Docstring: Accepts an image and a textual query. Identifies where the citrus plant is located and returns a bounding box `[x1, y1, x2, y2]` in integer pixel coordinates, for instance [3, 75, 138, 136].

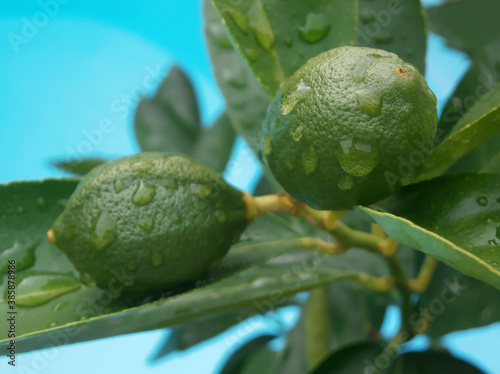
[2, 0, 500, 372]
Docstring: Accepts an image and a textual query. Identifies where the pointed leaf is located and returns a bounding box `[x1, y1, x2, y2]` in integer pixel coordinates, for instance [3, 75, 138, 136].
[356, 173, 500, 290]
[53, 158, 107, 176]
[356, 0, 427, 73]
[209, 0, 358, 97]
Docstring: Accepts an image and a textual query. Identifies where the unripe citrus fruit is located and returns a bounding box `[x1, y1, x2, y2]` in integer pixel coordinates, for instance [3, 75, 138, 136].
[48, 153, 253, 297]
[260, 46, 438, 210]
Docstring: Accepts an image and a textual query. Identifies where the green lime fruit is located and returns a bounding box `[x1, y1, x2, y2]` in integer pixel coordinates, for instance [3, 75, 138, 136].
[260, 46, 438, 210]
[48, 153, 253, 297]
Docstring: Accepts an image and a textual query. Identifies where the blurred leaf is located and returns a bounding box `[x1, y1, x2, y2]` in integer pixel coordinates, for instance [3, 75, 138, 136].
[428, 0, 500, 55]
[209, 0, 358, 97]
[219, 334, 277, 374]
[414, 106, 500, 183]
[134, 66, 201, 154]
[204, 0, 270, 153]
[438, 35, 500, 139]
[399, 350, 486, 373]
[53, 158, 106, 176]
[357, 173, 500, 291]
[418, 263, 500, 338]
[356, 0, 427, 73]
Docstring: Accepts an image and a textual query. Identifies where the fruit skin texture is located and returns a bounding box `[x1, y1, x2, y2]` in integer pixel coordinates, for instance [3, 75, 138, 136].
[260, 46, 438, 210]
[49, 152, 250, 297]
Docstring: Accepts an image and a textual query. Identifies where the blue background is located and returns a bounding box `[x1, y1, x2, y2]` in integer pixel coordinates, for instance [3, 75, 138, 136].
[0, 0, 499, 373]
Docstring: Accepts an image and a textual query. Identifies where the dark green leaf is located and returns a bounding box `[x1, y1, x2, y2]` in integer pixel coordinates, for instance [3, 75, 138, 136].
[204, 0, 270, 152]
[134, 66, 201, 154]
[437, 35, 500, 139]
[357, 173, 500, 290]
[209, 0, 358, 97]
[418, 263, 500, 338]
[428, 0, 500, 55]
[399, 350, 486, 374]
[414, 106, 500, 183]
[311, 341, 393, 374]
[219, 334, 277, 374]
[356, 0, 427, 73]
[53, 158, 106, 176]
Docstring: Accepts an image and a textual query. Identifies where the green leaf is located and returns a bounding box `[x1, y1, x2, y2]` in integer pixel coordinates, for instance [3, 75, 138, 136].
[204, 0, 270, 152]
[53, 158, 107, 176]
[356, 0, 427, 73]
[209, 0, 358, 97]
[356, 173, 500, 290]
[219, 334, 277, 374]
[437, 35, 500, 139]
[134, 66, 201, 154]
[418, 263, 500, 338]
[311, 341, 393, 374]
[413, 106, 500, 183]
[399, 350, 486, 374]
[428, 0, 500, 55]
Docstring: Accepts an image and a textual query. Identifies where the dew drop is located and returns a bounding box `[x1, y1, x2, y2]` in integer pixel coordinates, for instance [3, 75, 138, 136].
[13, 273, 81, 307]
[227, 8, 248, 33]
[298, 13, 331, 43]
[355, 88, 383, 117]
[251, 277, 276, 288]
[302, 147, 319, 175]
[207, 23, 233, 49]
[476, 196, 488, 206]
[131, 181, 156, 206]
[53, 302, 68, 312]
[334, 140, 379, 177]
[0, 241, 37, 277]
[280, 79, 312, 115]
[92, 212, 117, 251]
[338, 174, 355, 191]
[215, 210, 227, 223]
[352, 55, 377, 83]
[48, 322, 58, 328]
[291, 124, 304, 141]
[150, 252, 164, 267]
[190, 183, 214, 199]
[114, 179, 126, 194]
[262, 131, 273, 155]
[36, 197, 46, 209]
[137, 217, 155, 232]
[171, 211, 182, 225]
[247, 2, 275, 52]
[131, 160, 154, 173]
[245, 47, 258, 62]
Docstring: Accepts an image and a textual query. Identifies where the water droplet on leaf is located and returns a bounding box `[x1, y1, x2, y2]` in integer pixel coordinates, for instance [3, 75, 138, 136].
[245, 47, 257, 62]
[80, 272, 96, 287]
[280, 79, 312, 115]
[227, 8, 248, 33]
[131, 181, 156, 206]
[17, 206, 25, 215]
[247, 2, 275, 52]
[374, 33, 393, 44]
[284, 37, 294, 48]
[53, 302, 68, 312]
[476, 196, 488, 206]
[0, 241, 37, 277]
[298, 13, 331, 43]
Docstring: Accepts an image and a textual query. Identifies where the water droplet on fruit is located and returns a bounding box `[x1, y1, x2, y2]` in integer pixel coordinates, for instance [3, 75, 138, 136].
[92, 212, 117, 251]
[137, 217, 155, 232]
[15, 273, 81, 307]
[247, 2, 275, 52]
[215, 210, 227, 223]
[36, 197, 46, 209]
[227, 8, 248, 33]
[476, 196, 488, 206]
[298, 13, 331, 43]
[273, 117, 281, 129]
[207, 23, 233, 49]
[0, 241, 37, 276]
[355, 88, 383, 117]
[131, 181, 156, 206]
[131, 160, 154, 173]
[302, 147, 319, 175]
[245, 47, 257, 62]
[162, 177, 178, 190]
[53, 302, 68, 312]
[171, 211, 182, 225]
[352, 55, 377, 83]
[191, 183, 213, 199]
[150, 252, 164, 267]
[262, 132, 273, 155]
[338, 174, 355, 190]
[281, 79, 312, 115]
[291, 124, 305, 141]
[335, 140, 379, 177]
[114, 180, 126, 193]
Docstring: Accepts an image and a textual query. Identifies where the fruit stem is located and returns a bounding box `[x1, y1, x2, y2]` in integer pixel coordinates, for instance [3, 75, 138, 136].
[409, 255, 439, 293]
